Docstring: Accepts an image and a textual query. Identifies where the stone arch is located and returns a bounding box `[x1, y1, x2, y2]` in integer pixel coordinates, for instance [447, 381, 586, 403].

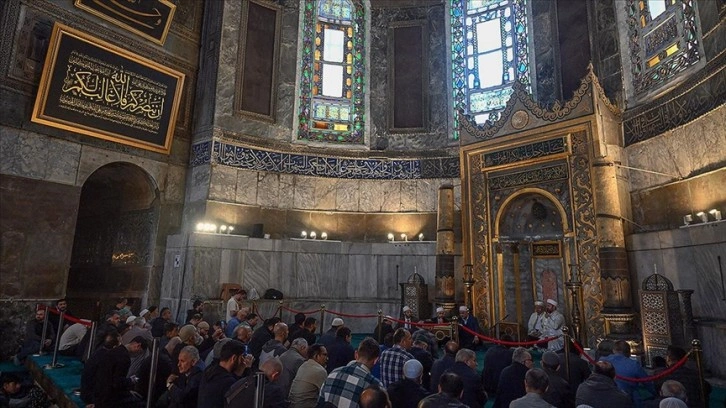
[66, 162, 160, 318]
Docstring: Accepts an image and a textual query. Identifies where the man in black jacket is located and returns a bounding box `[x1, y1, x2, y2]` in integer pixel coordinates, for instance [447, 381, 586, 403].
[481, 335, 514, 397]
[446, 348, 486, 408]
[541, 351, 574, 408]
[197, 340, 254, 408]
[575, 361, 634, 408]
[430, 340, 459, 393]
[224, 358, 288, 408]
[167, 346, 203, 408]
[493, 347, 532, 408]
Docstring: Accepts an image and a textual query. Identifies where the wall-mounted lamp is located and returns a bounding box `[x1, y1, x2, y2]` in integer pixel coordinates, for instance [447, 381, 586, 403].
[418, 233, 424, 241]
[400, 233, 408, 241]
[709, 209, 722, 221]
[321, 232, 328, 240]
[301, 231, 307, 239]
[696, 211, 708, 223]
[310, 231, 317, 240]
[387, 233, 395, 242]
[683, 214, 693, 226]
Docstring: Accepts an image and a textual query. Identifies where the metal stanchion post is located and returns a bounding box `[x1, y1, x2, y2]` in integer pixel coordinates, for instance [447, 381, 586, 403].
[692, 339, 706, 406]
[451, 316, 459, 344]
[85, 321, 97, 361]
[377, 310, 383, 343]
[47, 311, 65, 369]
[146, 338, 160, 408]
[319, 305, 326, 337]
[278, 301, 283, 320]
[253, 372, 266, 408]
[37, 307, 50, 356]
[562, 326, 570, 383]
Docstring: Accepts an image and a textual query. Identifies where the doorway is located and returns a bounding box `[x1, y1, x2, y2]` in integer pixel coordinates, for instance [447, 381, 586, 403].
[66, 162, 159, 319]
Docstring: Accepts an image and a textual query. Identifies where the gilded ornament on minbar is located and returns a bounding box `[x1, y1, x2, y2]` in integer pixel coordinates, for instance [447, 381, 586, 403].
[511, 110, 529, 129]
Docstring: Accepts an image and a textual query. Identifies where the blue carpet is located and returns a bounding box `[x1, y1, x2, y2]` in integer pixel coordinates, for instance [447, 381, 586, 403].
[28, 355, 85, 407]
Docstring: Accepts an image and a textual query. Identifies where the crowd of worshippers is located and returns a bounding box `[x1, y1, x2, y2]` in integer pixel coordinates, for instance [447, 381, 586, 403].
[8, 294, 714, 408]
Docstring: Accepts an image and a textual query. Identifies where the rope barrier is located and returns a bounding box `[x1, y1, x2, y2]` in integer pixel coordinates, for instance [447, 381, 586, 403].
[325, 309, 379, 319]
[458, 324, 561, 346]
[280, 305, 321, 315]
[37, 304, 92, 327]
[570, 339, 691, 383]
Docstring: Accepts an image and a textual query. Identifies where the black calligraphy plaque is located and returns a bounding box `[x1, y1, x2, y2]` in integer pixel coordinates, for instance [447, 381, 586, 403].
[32, 23, 185, 154]
[74, 0, 175, 45]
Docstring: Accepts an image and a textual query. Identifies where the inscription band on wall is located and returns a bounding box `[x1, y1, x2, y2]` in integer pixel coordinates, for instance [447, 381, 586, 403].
[74, 0, 176, 45]
[32, 23, 185, 155]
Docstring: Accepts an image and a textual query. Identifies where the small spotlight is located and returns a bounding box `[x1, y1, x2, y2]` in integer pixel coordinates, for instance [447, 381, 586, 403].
[228, 226, 234, 233]
[209, 224, 217, 233]
[683, 215, 692, 226]
[321, 232, 328, 240]
[387, 233, 394, 241]
[301, 231, 307, 239]
[196, 222, 204, 231]
[696, 211, 708, 223]
[400, 233, 408, 241]
[310, 231, 317, 239]
[220, 225, 227, 232]
[418, 233, 424, 241]
[709, 209, 722, 221]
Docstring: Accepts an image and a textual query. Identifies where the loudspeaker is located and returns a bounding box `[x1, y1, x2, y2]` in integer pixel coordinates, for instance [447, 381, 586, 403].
[251, 223, 264, 238]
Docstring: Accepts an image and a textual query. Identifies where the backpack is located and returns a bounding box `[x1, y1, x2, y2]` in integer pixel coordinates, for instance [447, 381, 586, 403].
[263, 289, 284, 300]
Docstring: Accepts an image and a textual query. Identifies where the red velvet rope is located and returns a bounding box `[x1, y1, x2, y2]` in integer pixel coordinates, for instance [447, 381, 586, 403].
[37, 304, 92, 327]
[570, 339, 691, 383]
[325, 309, 378, 318]
[280, 305, 322, 315]
[458, 323, 561, 346]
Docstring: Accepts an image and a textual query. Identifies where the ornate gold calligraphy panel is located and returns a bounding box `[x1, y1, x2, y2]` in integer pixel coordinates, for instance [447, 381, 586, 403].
[74, 0, 175, 45]
[32, 23, 184, 154]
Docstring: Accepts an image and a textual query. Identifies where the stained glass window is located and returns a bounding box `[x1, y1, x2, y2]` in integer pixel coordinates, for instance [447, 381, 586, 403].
[450, 0, 531, 139]
[297, 0, 365, 144]
[624, 0, 702, 96]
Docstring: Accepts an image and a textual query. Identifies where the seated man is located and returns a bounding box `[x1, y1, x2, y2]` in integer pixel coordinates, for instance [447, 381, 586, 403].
[1, 373, 51, 408]
[17, 308, 55, 362]
[166, 346, 204, 408]
[576, 361, 633, 408]
[510, 368, 554, 408]
[224, 358, 287, 408]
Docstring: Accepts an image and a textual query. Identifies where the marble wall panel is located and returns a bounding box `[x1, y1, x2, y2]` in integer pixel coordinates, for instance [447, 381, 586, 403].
[278, 174, 295, 209]
[188, 165, 211, 203]
[244, 250, 273, 292]
[257, 172, 281, 207]
[348, 254, 378, 298]
[336, 179, 360, 211]
[165, 166, 186, 203]
[416, 179, 438, 212]
[295, 252, 326, 299]
[209, 165, 238, 202]
[45, 137, 82, 185]
[400, 180, 418, 211]
[696, 324, 726, 377]
[293, 176, 317, 209]
[235, 170, 258, 205]
[359, 180, 386, 212]
[311, 177, 338, 211]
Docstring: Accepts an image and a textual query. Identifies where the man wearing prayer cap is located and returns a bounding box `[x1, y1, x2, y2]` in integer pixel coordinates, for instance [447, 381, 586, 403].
[429, 307, 449, 324]
[527, 301, 546, 343]
[387, 359, 431, 408]
[397, 305, 418, 332]
[542, 299, 565, 351]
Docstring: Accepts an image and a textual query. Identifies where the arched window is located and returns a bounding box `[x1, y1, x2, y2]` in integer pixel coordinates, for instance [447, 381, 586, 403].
[450, 0, 532, 139]
[622, 0, 702, 98]
[297, 0, 366, 144]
